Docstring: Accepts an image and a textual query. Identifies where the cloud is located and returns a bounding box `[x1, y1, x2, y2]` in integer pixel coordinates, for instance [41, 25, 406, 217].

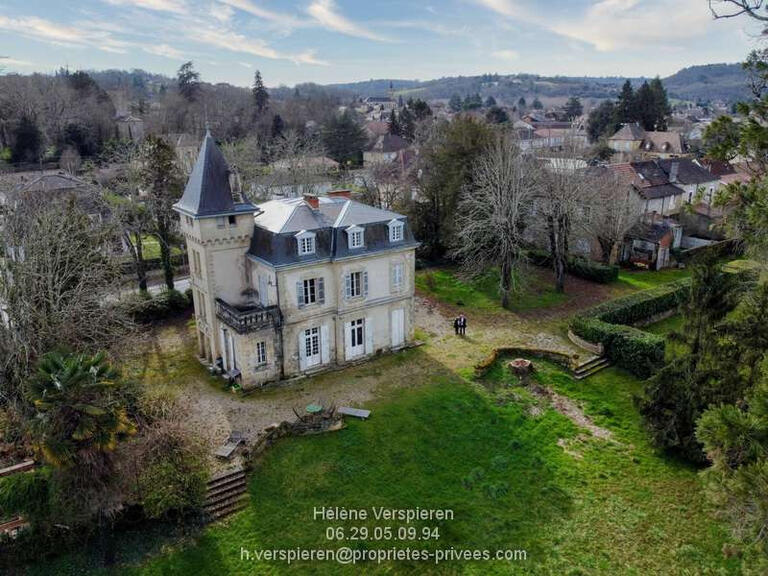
[143, 43, 185, 59]
[210, 2, 234, 22]
[307, 0, 390, 42]
[218, 0, 309, 30]
[492, 49, 519, 61]
[0, 57, 36, 68]
[0, 15, 130, 53]
[103, 0, 186, 14]
[185, 23, 328, 65]
[475, 0, 716, 52]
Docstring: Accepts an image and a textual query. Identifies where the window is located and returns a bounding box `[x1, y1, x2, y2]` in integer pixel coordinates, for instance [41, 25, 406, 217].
[392, 262, 404, 291]
[346, 270, 367, 299]
[192, 250, 202, 277]
[297, 277, 324, 307]
[228, 215, 237, 226]
[256, 341, 267, 365]
[216, 216, 226, 229]
[388, 219, 404, 242]
[347, 225, 364, 249]
[296, 231, 316, 256]
[350, 318, 364, 349]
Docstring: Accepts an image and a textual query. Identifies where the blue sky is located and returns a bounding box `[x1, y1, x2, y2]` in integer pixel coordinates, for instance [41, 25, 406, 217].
[0, 0, 762, 86]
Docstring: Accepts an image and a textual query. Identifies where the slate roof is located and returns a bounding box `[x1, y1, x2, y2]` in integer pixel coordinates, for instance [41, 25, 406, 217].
[642, 131, 685, 154]
[366, 134, 409, 153]
[16, 173, 87, 193]
[248, 196, 418, 267]
[637, 183, 686, 200]
[656, 158, 716, 185]
[174, 131, 255, 218]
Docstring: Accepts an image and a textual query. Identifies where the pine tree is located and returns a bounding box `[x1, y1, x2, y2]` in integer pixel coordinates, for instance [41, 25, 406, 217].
[532, 97, 543, 110]
[176, 61, 200, 102]
[252, 70, 270, 116]
[564, 97, 583, 119]
[517, 97, 527, 108]
[449, 94, 463, 112]
[616, 80, 635, 124]
[387, 109, 401, 136]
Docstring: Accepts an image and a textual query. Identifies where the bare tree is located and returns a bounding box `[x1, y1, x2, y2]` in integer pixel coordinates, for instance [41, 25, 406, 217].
[591, 169, 641, 264]
[534, 138, 597, 292]
[0, 189, 130, 402]
[709, 0, 768, 22]
[452, 134, 537, 308]
[359, 161, 412, 210]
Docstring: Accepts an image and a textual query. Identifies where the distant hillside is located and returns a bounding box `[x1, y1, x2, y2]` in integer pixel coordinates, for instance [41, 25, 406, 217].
[323, 64, 749, 105]
[662, 63, 748, 102]
[80, 63, 750, 107]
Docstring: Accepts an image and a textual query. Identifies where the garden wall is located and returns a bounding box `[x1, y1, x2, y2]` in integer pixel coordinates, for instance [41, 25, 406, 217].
[474, 346, 579, 377]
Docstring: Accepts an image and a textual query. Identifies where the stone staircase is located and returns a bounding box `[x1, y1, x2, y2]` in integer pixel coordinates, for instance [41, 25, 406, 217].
[203, 467, 248, 522]
[573, 355, 611, 380]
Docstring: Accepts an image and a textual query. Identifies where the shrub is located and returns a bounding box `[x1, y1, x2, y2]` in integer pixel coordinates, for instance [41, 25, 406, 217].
[570, 280, 690, 377]
[526, 249, 619, 284]
[120, 289, 191, 323]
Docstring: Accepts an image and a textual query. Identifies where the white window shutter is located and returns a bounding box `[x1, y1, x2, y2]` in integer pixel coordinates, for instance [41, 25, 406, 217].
[320, 324, 330, 364]
[344, 322, 352, 360]
[298, 332, 307, 370]
[318, 277, 325, 304]
[345, 274, 351, 299]
[297, 281, 305, 307]
[365, 317, 374, 354]
[363, 271, 369, 298]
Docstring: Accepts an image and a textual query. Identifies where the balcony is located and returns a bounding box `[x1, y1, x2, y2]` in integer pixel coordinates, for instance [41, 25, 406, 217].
[215, 298, 281, 334]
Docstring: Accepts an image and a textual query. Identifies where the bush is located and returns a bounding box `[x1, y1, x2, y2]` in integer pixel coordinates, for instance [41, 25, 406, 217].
[570, 280, 690, 377]
[526, 249, 619, 284]
[120, 289, 191, 323]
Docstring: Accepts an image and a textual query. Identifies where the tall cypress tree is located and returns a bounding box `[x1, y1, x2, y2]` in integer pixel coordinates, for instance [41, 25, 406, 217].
[616, 80, 635, 124]
[252, 70, 270, 116]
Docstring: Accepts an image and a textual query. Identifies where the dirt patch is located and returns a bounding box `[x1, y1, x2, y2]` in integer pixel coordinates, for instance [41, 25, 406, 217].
[529, 383, 613, 440]
[515, 268, 616, 321]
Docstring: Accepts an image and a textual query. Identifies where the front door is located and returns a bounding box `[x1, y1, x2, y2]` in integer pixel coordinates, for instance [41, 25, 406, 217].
[347, 318, 365, 359]
[303, 327, 321, 368]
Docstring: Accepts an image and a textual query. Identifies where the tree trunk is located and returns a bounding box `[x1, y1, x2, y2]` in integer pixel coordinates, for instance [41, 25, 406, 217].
[598, 237, 615, 265]
[135, 234, 147, 292]
[156, 222, 174, 291]
[547, 215, 567, 293]
[500, 256, 512, 309]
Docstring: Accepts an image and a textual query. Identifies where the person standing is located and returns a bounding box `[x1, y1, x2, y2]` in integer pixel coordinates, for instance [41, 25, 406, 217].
[453, 316, 460, 335]
[459, 314, 467, 336]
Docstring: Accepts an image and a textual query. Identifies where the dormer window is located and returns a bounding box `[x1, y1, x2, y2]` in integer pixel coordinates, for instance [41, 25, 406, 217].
[347, 225, 364, 249]
[296, 230, 316, 256]
[388, 219, 404, 242]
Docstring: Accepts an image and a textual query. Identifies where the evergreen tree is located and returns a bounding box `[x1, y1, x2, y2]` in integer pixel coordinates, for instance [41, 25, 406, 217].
[616, 80, 636, 124]
[176, 61, 200, 102]
[532, 97, 543, 110]
[485, 95, 497, 107]
[485, 106, 509, 124]
[387, 109, 401, 136]
[564, 97, 583, 119]
[252, 70, 270, 115]
[321, 110, 367, 166]
[398, 107, 416, 141]
[649, 77, 671, 130]
[449, 94, 463, 112]
[11, 115, 42, 163]
[586, 100, 619, 142]
[271, 113, 284, 139]
[408, 98, 432, 120]
[517, 97, 527, 108]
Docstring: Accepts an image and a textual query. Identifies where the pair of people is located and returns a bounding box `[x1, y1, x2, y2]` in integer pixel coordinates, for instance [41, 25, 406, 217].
[453, 314, 467, 336]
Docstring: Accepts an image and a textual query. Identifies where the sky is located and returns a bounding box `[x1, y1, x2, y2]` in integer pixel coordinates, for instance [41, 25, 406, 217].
[0, 0, 763, 87]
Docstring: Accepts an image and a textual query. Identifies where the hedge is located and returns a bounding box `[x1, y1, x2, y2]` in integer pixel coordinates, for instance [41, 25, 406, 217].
[527, 249, 619, 284]
[570, 279, 691, 378]
[120, 288, 192, 323]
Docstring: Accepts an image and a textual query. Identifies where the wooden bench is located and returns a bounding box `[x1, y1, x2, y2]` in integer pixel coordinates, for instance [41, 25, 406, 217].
[338, 407, 371, 419]
[0, 460, 35, 478]
[214, 431, 245, 460]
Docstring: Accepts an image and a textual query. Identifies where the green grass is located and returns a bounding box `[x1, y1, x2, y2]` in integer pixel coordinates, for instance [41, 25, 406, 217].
[415, 267, 567, 313]
[128, 234, 183, 261]
[615, 267, 691, 291]
[37, 351, 738, 575]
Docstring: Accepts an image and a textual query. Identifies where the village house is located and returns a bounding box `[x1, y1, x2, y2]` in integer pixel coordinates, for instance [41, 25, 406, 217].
[173, 132, 419, 389]
[608, 123, 687, 158]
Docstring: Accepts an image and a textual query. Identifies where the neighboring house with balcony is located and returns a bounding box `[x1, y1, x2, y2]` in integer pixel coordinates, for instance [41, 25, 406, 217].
[174, 131, 419, 389]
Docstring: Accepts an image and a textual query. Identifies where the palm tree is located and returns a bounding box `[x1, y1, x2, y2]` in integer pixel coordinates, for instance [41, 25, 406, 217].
[27, 351, 135, 469]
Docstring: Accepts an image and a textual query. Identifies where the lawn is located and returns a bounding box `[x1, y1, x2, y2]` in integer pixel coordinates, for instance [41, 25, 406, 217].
[415, 267, 568, 314]
[128, 234, 184, 261]
[38, 352, 737, 575]
[614, 267, 691, 291]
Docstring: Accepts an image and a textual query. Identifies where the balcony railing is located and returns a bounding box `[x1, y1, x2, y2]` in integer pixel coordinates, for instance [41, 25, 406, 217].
[215, 298, 281, 334]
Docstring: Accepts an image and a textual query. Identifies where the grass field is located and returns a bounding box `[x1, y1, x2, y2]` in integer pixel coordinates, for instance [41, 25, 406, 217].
[415, 267, 568, 314]
[36, 351, 738, 575]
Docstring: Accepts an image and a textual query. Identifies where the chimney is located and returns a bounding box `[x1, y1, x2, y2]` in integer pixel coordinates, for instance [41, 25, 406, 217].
[669, 162, 679, 184]
[327, 189, 351, 200]
[303, 194, 319, 209]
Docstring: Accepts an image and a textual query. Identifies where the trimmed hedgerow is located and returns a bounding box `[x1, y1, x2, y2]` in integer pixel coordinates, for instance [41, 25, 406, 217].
[527, 249, 619, 284]
[570, 279, 691, 378]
